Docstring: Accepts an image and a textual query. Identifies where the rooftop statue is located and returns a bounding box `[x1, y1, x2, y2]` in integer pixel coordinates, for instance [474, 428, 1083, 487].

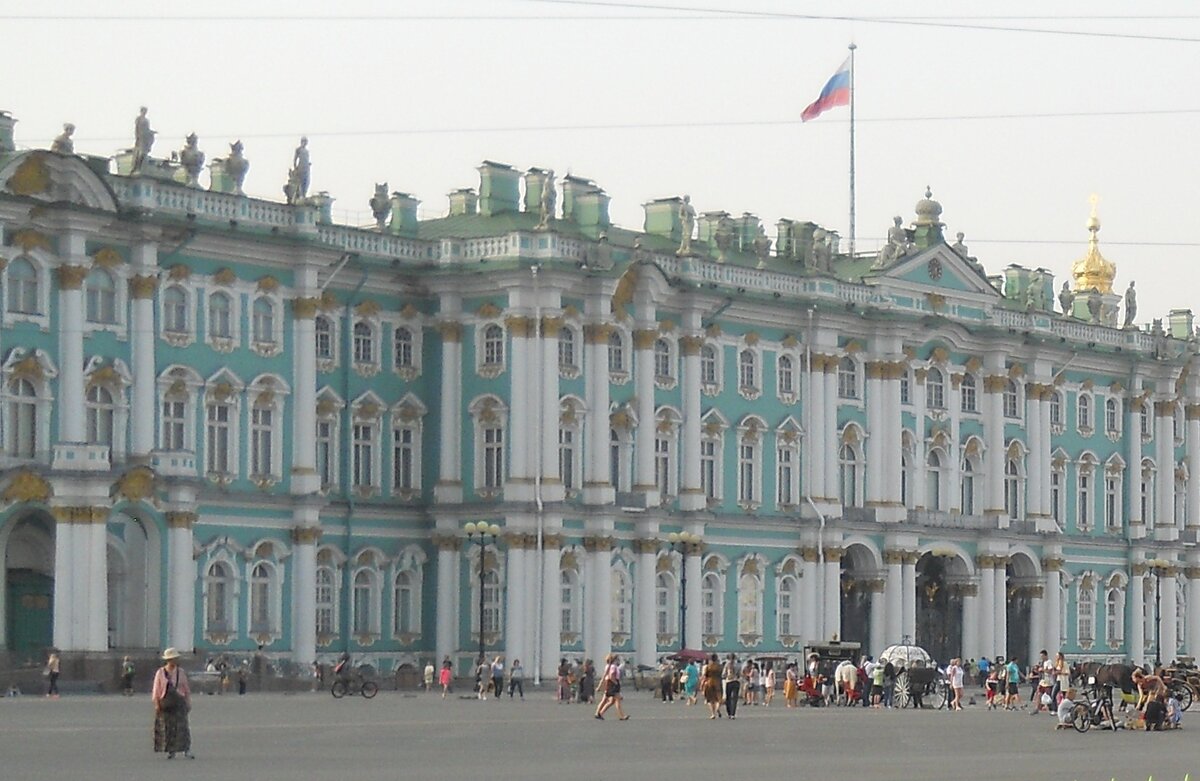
[713, 215, 735, 262]
[179, 133, 205, 188]
[753, 224, 772, 267]
[370, 183, 390, 231]
[50, 123, 75, 154]
[1086, 289, 1102, 324]
[1058, 281, 1074, 317]
[872, 216, 910, 270]
[1123, 281, 1137, 328]
[677, 195, 695, 256]
[285, 137, 310, 205]
[536, 170, 556, 231]
[810, 228, 832, 272]
[132, 106, 155, 173]
[226, 140, 249, 196]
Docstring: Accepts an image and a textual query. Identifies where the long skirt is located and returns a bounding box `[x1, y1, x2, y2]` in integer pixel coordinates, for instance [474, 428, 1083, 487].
[153, 707, 191, 754]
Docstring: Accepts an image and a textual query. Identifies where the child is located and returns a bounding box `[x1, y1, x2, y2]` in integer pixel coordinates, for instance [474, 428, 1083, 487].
[1166, 694, 1183, 729]
[985, 666, 999, 710]
[1055, 688, 1076, 729]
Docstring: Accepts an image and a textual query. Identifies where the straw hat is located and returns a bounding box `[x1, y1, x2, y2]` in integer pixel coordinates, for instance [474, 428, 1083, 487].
[162, 647, 181, 661]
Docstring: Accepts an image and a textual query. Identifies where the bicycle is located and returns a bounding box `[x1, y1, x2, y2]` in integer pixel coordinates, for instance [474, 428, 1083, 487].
[1070, 684, 1119, 733]
[331, 671, 378, 699]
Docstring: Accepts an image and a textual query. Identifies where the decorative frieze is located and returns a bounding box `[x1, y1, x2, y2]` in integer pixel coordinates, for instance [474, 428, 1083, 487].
[1041, 556, 1064, 572]
[540, 316, 564, 337]
[631, 538, 660, 555]
[51, 506, 108, 524]
[582, 535, 614, 553]
[583, 323, 613, 344]
[127, 274, 157, 299]
[680, 335, 704, 356]
[505, 315, 533, 338]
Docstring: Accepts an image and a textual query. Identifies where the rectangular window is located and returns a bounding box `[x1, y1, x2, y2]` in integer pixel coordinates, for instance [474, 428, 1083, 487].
[353, 423, 374, 488]
[316, 420, 335, 489]
[738, 443, 755, 503]
[1105, 475, 1120, 530]
[1078, 472, 1091, 529]
[161, 399, 186, 451]
[205, 403, 231, 474]
[655, 436, 671, 497]
[777, 447, 795, 506]
[251, 407, 273, 477]
[393, 426, 415, 491]
[559, 428, 575, 491]
[483, 427, 504, 489]
[959, 379, 975, 412]
[1050, 470, 1062, 524]
[700, 440, 717, 500]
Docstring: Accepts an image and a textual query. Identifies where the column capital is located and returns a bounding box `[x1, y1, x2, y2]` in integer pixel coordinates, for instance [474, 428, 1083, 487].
[291, 525, 322, 545]
[865, 361, 886, 379]
[1131, 562, 1149, 576]
[883, 548, 905, 565]
[128, 274, 158, 299]
[165, 510, 198, 529]
[542, 533, 565, 550]
[583, 323, 614, 344]
[679, 334, 704, 356]
[913, 367, 928, 382]
[822, 546, 844, 562]
[1041, 556, 1064, 572]
[505, 315, 534, 338]
[540, 316, 565, 337]
[1184, 566, 1200, 580]
[632, 328, 657, 349]
[901, 551, 920, 565]
[800, 546, 820, 563]
[51, 505, 108, 524]
[582, 535, 614, 553]
[983, 374, 1008, 393]
[291, 296, 320, 319]
[952, 583, 979, 597]
[436, 321, 463, 342]
[56, 264, 88, 290]
[862, 578, 886, 593]
[1154, 400, 1175, 417]
[631, 538, 660, 555]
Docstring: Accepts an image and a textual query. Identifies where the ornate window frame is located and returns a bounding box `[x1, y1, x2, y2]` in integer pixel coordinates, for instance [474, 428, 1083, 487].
[391, 323, 423, 380]
[389, 545, 427, 643]
[1076, 388, 1095, 437]
[776, 352, 798, 404]
[699, 408, 727, 505]
[390, 393, 427, 500]
[699, 341, 722, 396]
[203, 370, 243, 484]
[204, 288, 239, 353]
[350, 392, 384, 497]
[653, 337, 677, 390]
[959, 372, 978, 414]
[654, 406, 681, 502]
[736, 416, 765, 510]
[736, 343, 761, 401]
[606, 327, 629, 385]
[1104, 396, 1121, 440]
[557, 323, 581, 380]
[736, 554, 766, 647]
[774, 555, 803, 647]
[351, 318, 381, 377]
[559, 396, 584, 497]
[315, 388, 344, 493]
[83, 265, 124, 333]
[470, 394, 508, 499]
[350, 553, 383, 645]
[160, 283, 194, 347]
[3, 253, 51, 326]
[1103, 454, 1125, 532]
[250, 294, 283, 357]
[314, 314, 338, 372]
[775, 417, 802, 509]
[1076, 452, 1098, 531]
[246, 374, 288, 488]
[476, 320, 507, 379]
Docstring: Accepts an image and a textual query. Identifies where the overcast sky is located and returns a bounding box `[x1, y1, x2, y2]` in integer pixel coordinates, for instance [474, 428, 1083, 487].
[6, 0, 1199, 322]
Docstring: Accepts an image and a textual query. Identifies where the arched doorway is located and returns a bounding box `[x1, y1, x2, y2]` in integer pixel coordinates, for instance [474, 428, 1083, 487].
[915, 551, 967, 665]
[3, 513, 55, 660]
[1006, 553, 1040, 663]
[839, 544, 876, 648]
[106, 513, 161, 650]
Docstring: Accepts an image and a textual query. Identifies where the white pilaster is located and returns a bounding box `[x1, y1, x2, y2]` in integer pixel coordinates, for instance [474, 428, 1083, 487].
[1159, 570, 1178, 663]
[587, 538, 613, 663]
[823, 365, 839, 502]
[128, 241, 158, 459]
[505, 315, 533, 500]
[167, 511, 197, 652]
[435, 540, 459, 664]
[57, 268, 86, 444]
[540, 538, 563, 680]
[1128, 566, 1147, 667]
[434, 314, 463, 503]
[983, 374, 1006, 516]
[505, 541, 527, 666]
[885, 551, 903, 642]
[805, 357, 826, 501]
[868, 586, 885, 655]
[1155, 402, 1177, 541]
[291, 524, 318, 664]
[912, 368, 927, 509]
[634, 540, 658, 668]
[961, 591, 979, 661]
[679, 333, 704, 511]
[993, 563, 1008, 659]
[886, 366, 904, 506]
[582, 320, 614, 505]
[1042, 560, 1062, 655]
[977, 558, 995, 658]
[79, 514, 108, 651]
[291, 296, 319, 493]
[1025, 388, 1042, 518]
[901, 553, 917, 642]
[1038, 386, 1054, 519]
[1127, 394, 1145, 534]
[801, 550, 820, 646]
[865, 362, 883, 506]
[633, 328, 658, 501]
[823, 551, 841, 640]
[1029, 591, 1044, 665]
[539, 316, 563, 502]
[684, 548, 702, 649]
[1186, 562, 1200, 657]
[51, 519, 75, 650]
[1187, 406, 1200, 533]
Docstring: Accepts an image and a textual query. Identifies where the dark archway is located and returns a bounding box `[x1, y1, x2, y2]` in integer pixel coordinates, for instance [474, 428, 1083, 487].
[839, 544, 876, 649]
[915, 552, 965, 665]
[4, 512, 55, 660]
[1006, 553, 1040, 664]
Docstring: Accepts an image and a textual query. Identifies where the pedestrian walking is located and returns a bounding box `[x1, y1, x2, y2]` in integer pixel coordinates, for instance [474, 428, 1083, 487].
[475, 656, 488, 700]
[557, 658, 571, 703]
[594, 654, 629, 720]
[783, 662, 799, 708]
[439, 657, 453, 698]
[659, 659, 675, 703]
[764, 664, 776, 707]
[579, 659, 596, 704]
[423, 660, 435, 692]
[1004, 657, 1021, 710]
[152, 648, 194, 760]
[44, 652, 60, 699]
[122, 656, 136, 696]
[702, 654, 723, 719]
[490, 656, 505, 699]
[947, 658, 964, 711]
[683, 659, 699, 705]
[1051, 651, 1070, 707]
[722, 654, 741, 719]
[508, 659, 525, 699]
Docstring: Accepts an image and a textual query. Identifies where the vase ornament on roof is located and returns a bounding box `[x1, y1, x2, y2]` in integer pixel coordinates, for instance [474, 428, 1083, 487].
[1071, 195, 1116, 295]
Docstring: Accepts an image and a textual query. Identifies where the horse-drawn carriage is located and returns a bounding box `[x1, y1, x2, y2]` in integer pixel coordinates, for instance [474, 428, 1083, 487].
[878, 643, 948, 709]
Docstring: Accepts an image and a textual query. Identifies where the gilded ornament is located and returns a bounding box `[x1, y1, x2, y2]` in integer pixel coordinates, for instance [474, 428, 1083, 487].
[91, 247, 123, 269]
[291, 297, 319, 319]
[11, 355, 44, 381]
[167, 264, 191, 281]
[88, 365, 120, 389]
[658, 320, 675, 333]
[354, 299, 380, 318]
[292, 526, 322, 545]
[256, 275, 280, 293]
[210, 381, 236, 402]
[782, 334, 798, 348]
[540, 316, 564, 337]
[744, 332, 760, 347]
[679, 335, 703, 355]
[212, 267, 238, 286]
[583, 323, 613, 344]
[436, 321, 463, 342]
[1071, 196, 1117, 295]
[56, 264, 88, 290]
[632, 329, 657, 349]
[319, 290, 339, 311]
[477, 302, 502, 318]
[1, 470, 53, 503]
[6, 153, 52, 196]
[610, 267, 638, 318]
[356, 401, 382, 419]
[400, 303, 420, 320]
[128, 275, 158, 299]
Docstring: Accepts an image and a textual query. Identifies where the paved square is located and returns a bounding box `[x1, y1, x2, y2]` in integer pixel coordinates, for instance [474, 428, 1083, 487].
[0, 686, 1193, 781]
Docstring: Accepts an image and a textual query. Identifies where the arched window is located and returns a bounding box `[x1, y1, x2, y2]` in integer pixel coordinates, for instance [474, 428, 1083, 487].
[1077, 580, 1095, 645]
[926, 368, 945, 410]
[249, 562, 272, 633]
[315, 567, 336, 636]
[85, 268, 116, 324]
[655, 571, 677, 635]
[1003, 379, 1020, 418]
[900, 370, 911, 405]
[654, 338, 673, 380]
[1049, 391, 1062, 427]
[1140, 406, 1152, 440]
[208, 292, 232, 339]
[737, 572, 763, 637]
[393, 571, 416, 635]
[315, 316, 334, 360]
[607, 330, 624, 373]
[961, 458, 977, 515]
[1105, 587, 1124, 644]
[561, 569, 581, 635]
[777, 575, 799, 637]
[558, 327, 577, 370]
[6, 257, 40, 314]
[701, 572, 722, 636]
[777, 355, 795, 396]
[1078, 393, 1093, 430]
[1105, 397, 1120, 434]
[1005, 457, 1023, 520]
[205, 561, 233, 632]
[1077, 458, 1095, 530]
[483, 324, 505, 367]
[959, 374, 977, 412]
[737, 433, 759, 505]
[700, 345, 718, 385]
[839, 444, 861, 507]
[85, 385, 114, 447]
[738, 349, 757, 391]
[252, 298, 275, 344]
[353, 321, 374, 364]
[206, 400, 233, 475]
[394, 327, 414, 369]
[611, 568, 632, 635]
[837, 357, 858, 399]
[926, 450, 943, 511]
[7, 378, 38, 458]
[559, 424, 578, 492]
[163, 286, 188, 333]
[352, 570, 376, 636]
[1141, 461, 1155, 526]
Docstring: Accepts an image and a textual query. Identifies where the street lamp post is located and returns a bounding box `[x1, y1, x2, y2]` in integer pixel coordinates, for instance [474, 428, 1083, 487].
[1145, 558, 1172, 668]
[465, 522, 502, 669]
[668, 531, 701, 651]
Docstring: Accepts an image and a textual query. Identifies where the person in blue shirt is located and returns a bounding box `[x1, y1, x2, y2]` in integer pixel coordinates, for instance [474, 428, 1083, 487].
[1005, 657, 1021, 710]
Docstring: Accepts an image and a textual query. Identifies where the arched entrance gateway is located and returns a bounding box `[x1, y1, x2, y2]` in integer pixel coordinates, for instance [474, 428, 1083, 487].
[2, 512, 55, 661]
[915, 550, 969, 665]
[839, 543, 879, 649]
[1006, 552, 1042, 664]
[106, 512, 162, 650]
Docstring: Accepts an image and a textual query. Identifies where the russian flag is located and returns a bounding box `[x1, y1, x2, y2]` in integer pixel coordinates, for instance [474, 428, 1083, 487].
[801, 56, 851, 122]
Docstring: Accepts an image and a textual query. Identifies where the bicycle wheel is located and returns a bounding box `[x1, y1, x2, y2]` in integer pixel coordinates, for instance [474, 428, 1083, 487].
[1070, 703, 1091, 733]
[331, 680, 348, 699]
[361, 680, 379, 699]
[1173, 683, 1192, 711]
[935, 680, 949, 710]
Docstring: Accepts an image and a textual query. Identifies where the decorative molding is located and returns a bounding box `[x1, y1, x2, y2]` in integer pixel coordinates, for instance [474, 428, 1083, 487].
[91, 247, 123, 269]
[680, 335, 704, 355]
[632, 328, 657, 349]
[540, 316, 564, 337]
[354, 299, 381, 318]
[1, 471, 52, 504]
[6, 154, 52, 196]
[55, 264, 88, 290]
[128, 274, 158, 299]
[51, 506, 108, 524]
[113, 466, 156, 503]
[436, 321, 463, 342]
[167, 263, 191, 281]
[165, 511, 197, 529]
[292, 297, 319, 319]
[505, 315, 533, 338]
[292, 526, 323, 545]
[256, 275, 280, 293]
[212, 267, 238, 286]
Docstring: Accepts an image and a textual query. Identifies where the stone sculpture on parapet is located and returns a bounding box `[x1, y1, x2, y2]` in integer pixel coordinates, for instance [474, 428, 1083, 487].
[677, 195, 695, 256]
[132, 107, 155, 173]
[536, 170, 556, 231]
[753, 225, 772, 268]
[1058, 281, 1074, 317]
[370, 183, 390, 230]
[179, 134, 205, 188]
[285, 137, 311, 205]
[1123, 281, 1137, 328]
[51, 123, 75, 154]
[226, 141, 249, 196]
[810, 228, 831, 272]
[872, 216, 910, 270]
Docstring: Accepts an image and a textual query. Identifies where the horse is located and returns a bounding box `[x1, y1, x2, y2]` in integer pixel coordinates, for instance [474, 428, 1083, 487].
[1070, 661, 1136, 696]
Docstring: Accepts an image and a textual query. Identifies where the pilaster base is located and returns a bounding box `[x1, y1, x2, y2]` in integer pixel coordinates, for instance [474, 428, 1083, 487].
[52, 443, 110, 472]
[582, 485, 616, 505]
[1153, 526, 1179, 543]
[1129, 523, 1147, 540]
[434, 481, 463, 504]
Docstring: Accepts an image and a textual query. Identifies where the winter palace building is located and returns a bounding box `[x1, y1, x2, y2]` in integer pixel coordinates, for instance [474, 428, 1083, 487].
[0, 110, 1198, 680]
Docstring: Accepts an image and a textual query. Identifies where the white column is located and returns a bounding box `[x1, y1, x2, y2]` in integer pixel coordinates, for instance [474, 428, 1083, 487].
[128, 266, 157, 459]
[912, 369, 927, 509]
[291, 526, 318, 664]
[823, 365, 839, 502]
[1039, 387, 1054, 518]
[977, 558, 995, 658]
[684, 547, 702, 649]
[1155, 403, 1176, 540]
[505, 541, 527, 666]
[1128, 567, 1147, 667]
[993, 563, 1008, 659]
[51, 518, 76, 651]
[801, 549, 820, 645]
[983, 376, 1006, 515]
[539, 317, 563, 501]
[868, 584, 885, 655]
[505, 316, 533, 498]
[435, 320, 463, 503]
[290, 297, 319, 492]
[947, 375, 962, 513]
[1028, 590, 1045, 665]
[886, 365, 904, 505]
[679, 335, 704, 511]
[79, 513, 108, 651]
[583, 324, 613, 505]
[1042, 560, 1062, 654]
[1025, 387, 1042, 518]
[1187, 406, 1200, 533]
[1159, 570, 1178, 664]
[523, 539, 537, 675]
[57, 266, 87, 443]
[1186, 565, 1200, 658]
[865, 362, 883, 506]
[633, 329, 658, 501]
[962, 590, 979, 662]
[901, 553, 917, 642]
[587, 538, 613, 663]
[435, 539, 459, 665]
[634, 540, 658, 668]
[540, 539, 563, 680]
[885, 551, 903, 642]
[823, 550, 842, 640]
[805, 358, 826, 501]
[1128, 397, 1144, 530]
[167, 511, 197, 652]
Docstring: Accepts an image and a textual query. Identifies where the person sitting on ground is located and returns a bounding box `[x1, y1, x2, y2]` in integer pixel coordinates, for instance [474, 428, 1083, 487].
[1166, 693, 1183, 729]
[1055, 688, 1077, 729]
[1144, 691, 1168, 731]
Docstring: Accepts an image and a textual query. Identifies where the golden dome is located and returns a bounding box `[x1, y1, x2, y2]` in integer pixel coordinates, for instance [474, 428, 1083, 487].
[1071, 196, 1116, 294]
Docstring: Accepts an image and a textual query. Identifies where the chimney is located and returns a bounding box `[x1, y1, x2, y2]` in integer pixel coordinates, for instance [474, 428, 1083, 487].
[523, 168, 550, 213]
[643, 197, 683, 242]
[0, 111, 15, 155]
[1169, 309, 1194, 339]
[561, 175, 598, 221]
[733, 213, 760, 252]
[388, 192, 420, 236]
[477, 161, 519, 216]
[776, 219, 795, 259]
[448, 188, 478, 216]
[574, 189, 610, 234]
[698, 211, 730, 245]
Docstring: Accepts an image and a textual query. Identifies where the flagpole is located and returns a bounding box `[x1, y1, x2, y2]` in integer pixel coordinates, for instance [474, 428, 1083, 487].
[848, 42, 857, 259]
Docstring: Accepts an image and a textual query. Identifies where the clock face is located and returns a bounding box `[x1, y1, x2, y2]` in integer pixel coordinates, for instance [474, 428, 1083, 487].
[928, 258, 943, 280]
